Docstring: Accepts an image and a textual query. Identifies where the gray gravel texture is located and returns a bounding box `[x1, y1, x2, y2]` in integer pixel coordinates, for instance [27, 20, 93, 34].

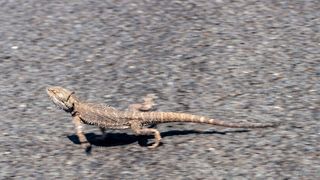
[0, 0, 319, 179]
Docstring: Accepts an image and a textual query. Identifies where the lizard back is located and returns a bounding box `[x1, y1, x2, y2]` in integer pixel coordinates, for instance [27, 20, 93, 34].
[76, 102, 131, 129]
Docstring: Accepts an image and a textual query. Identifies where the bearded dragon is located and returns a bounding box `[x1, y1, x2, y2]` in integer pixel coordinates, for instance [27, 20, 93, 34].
[47, 86, 277, 150]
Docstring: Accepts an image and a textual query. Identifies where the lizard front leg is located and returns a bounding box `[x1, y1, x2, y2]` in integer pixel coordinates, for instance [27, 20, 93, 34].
[129, 120, 162, 149]
[73, 116, 91, 151]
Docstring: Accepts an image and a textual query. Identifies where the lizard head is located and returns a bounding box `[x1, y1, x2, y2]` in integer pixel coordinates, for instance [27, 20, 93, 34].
[46, 86, 77, 112]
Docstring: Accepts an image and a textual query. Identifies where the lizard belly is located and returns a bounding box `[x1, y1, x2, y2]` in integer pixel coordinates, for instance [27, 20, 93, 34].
[104, 125, 130, 129]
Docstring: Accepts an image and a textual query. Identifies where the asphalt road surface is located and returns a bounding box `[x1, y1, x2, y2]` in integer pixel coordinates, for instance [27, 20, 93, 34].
[0, 1, 319, 179]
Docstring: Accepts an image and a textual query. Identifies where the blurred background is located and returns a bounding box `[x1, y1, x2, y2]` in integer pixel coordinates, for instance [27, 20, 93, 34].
[0, 0, 319, 179]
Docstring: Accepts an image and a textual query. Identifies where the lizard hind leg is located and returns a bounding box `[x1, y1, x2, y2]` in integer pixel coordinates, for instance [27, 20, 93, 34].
[128, 94, 156, 112]
[129, 120, 162, 149]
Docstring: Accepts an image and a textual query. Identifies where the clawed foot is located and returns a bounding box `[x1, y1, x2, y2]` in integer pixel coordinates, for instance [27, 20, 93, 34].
[147, 141, 161, 149]
[80, 142, 92, 154]
[129, 94, 157, 112]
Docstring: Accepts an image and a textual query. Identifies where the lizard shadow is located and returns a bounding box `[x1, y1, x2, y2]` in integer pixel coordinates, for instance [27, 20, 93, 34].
[67, 129, 249, 148]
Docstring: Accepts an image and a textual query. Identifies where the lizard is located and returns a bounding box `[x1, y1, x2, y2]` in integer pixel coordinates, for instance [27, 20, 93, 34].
[46, 86, 278, 150]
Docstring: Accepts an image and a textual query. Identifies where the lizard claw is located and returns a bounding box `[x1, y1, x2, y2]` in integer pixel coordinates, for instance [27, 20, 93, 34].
[147, 138, 161, 149]
[147, 142, 161, 149]
[81, 142, 92, 154]
[85, 146, 92, 155]
[144, 94, 157, 100]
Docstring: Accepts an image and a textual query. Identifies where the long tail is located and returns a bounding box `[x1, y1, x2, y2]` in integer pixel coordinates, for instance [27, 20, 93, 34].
[132, 112, 276, 128]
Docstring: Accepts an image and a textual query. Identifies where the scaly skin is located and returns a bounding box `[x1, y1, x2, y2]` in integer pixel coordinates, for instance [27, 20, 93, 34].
[47, 86, 277, 150]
